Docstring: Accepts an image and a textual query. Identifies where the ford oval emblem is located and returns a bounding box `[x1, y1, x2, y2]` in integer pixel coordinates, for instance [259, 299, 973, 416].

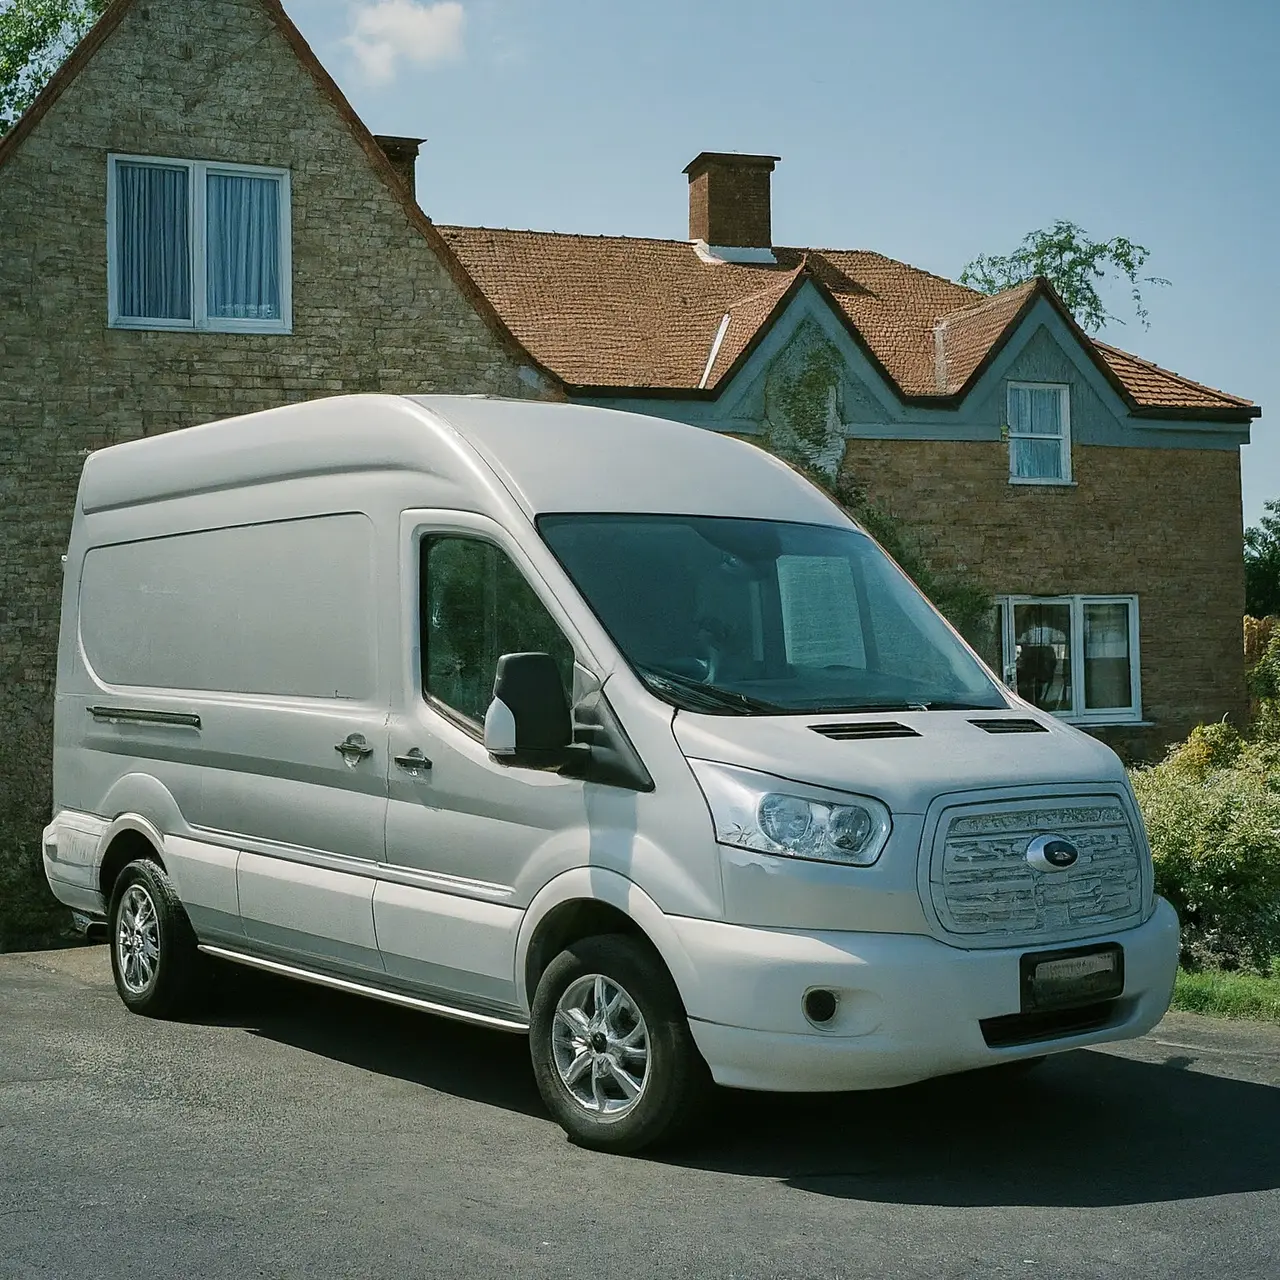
[1026, 834, 1079, 872]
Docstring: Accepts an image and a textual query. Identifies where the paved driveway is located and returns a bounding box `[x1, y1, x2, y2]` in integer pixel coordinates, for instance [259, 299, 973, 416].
[1, 945, 1277, 1279]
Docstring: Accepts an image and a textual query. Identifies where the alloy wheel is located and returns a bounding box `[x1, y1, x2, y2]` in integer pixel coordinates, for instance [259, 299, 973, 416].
[116, 884, 160, 995]
[551, 973, 650, 1117]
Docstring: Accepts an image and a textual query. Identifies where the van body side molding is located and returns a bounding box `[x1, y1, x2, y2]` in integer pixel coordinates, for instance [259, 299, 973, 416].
[197, 944, 530, 1033]
[88, 706, 202, 729]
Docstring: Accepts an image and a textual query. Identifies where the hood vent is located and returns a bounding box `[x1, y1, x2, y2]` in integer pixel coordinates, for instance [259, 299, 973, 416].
[811, 721, 921, 741]
[969, 718, 1049, 734]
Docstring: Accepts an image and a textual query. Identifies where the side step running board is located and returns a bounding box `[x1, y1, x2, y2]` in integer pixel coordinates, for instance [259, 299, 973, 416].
[197, 944, 529, 1033]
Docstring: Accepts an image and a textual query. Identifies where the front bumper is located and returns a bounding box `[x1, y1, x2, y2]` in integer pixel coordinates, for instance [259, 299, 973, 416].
[672, 897, 1179, 1092]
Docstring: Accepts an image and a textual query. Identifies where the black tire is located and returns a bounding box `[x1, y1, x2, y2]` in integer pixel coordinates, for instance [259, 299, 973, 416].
[530, 933, 710, 1154]
[108, 858, 204, 1018]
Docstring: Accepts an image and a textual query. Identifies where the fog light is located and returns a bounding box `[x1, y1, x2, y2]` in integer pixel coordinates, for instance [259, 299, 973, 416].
[803, 988, 839, 1026]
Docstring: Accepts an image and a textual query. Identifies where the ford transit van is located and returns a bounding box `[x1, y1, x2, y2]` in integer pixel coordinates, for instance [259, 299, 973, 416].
[43, 394, 1179, 1152]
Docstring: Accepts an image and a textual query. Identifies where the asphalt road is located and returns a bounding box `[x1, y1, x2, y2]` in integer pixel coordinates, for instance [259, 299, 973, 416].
[2, 946, 1277, 1280]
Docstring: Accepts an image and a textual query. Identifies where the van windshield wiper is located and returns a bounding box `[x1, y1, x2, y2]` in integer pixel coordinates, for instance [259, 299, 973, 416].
[636, 667, 785, 715]
[815, 699, 1003, 713]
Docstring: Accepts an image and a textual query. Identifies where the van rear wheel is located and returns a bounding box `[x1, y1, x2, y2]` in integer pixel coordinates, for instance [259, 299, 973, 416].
[108, 859, 203, 1018]
[529, 933, 709, 1153]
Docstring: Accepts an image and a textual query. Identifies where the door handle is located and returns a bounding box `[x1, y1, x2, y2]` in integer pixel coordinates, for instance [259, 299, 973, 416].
[394, 748, 433, 776]
[335, 733, 374, 766]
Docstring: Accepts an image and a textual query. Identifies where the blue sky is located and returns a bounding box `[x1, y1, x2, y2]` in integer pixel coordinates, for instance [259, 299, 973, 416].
[286, 0, 1278, 526]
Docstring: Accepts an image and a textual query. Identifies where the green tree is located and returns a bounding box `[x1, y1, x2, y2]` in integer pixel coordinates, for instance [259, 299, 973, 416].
[960, 219, 1169, 333]
[0, 0, 105, 135]
[1245, 500, 1280, 619]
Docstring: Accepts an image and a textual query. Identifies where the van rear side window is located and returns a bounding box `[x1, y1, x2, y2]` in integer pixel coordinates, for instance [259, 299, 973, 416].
[79, 514, 376, 698]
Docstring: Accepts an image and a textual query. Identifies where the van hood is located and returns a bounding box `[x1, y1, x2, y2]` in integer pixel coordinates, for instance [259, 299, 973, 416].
[672, 707, 1128, 814]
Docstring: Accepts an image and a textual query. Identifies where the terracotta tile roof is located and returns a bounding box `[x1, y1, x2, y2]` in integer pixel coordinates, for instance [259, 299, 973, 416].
[935, 282, 1039, 394]
[703, 263, 807, 386]
[1093, 341, 1255, 412]
[439, 226, 1256, 418]
[436, 228, 981, 393]
[802, 248, 979, 396]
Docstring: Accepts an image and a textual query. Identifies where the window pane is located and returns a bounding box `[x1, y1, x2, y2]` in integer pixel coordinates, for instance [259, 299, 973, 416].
[424, 538, 574, 724]
[1084, 603, 1133, 710]
[1013, 603, 1073, 713]
[1009, 386, 1063, 435]
[1029, 387, 1063, 435]
[998, 600, 1016, 685]
[115, 162, 191, 320]
[207, 173, 281, 321]
[1010, 436, 1064, 480]
[1008, 385, 1033, 434]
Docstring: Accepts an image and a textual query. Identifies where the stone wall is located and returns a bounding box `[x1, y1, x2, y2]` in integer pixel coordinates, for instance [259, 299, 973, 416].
[841, 437, 1248, 758]
[0, 0, 547, 949]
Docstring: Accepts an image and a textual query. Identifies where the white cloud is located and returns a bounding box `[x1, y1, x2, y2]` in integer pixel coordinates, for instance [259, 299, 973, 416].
[344, 0, 465, 83]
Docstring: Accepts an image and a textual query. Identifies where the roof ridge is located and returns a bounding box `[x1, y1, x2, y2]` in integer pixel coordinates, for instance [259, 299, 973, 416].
[1094, 340, 1255, 408]
[439, 225, 712, 250]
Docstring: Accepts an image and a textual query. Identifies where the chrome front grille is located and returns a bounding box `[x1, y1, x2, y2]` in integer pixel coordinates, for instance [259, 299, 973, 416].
[929, 799, 1144, 944]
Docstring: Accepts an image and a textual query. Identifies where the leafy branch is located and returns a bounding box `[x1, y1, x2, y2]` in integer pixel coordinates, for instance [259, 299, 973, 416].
[1245, 499, 1280, 620]
[960, 219, 1169, 333]
[0, 0, 106, 135]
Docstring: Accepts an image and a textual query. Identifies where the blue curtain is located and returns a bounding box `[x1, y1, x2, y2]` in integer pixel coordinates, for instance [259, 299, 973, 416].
[116, 163, 191, 321]
[207, 173, 281, 321]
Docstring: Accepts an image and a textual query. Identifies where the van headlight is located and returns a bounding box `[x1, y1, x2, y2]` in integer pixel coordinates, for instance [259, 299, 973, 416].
[688, 760, 891, 867]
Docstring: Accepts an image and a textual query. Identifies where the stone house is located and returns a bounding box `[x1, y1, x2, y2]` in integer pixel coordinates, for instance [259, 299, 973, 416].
[0, 0, 1260, 948]
[0, 0, 557, 947]
[441, 152, 1261, 762]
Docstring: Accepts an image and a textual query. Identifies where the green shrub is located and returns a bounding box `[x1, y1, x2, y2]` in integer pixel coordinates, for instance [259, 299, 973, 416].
[1172, 964, 1280, 1023]
[1243, 624, 1280, 742]
[1247, 625, 1280, 703]
[1132, 736, 1280, 973]
[1163, 720, 1243, 775]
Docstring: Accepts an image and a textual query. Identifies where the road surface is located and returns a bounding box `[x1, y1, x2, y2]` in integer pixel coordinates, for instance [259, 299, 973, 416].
[2, 945, 1277, 1279]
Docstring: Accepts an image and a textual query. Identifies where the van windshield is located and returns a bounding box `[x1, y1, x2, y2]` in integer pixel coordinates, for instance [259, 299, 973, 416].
[538, 515, 1009, 716]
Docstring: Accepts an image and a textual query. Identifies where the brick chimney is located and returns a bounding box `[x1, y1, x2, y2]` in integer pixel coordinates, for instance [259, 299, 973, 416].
[684, 151, 780, 250]
[374, 135, 426, 198]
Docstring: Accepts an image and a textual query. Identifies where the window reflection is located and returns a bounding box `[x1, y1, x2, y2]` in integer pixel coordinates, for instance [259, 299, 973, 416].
[1014, 603, 1073, 712]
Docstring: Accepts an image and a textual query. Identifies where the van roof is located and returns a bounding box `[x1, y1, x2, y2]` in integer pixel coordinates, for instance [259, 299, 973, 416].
[78, 394, 846, 525]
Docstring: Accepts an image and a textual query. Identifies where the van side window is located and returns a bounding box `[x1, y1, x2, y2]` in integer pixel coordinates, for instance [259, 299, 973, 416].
[422, 537, 575, 726]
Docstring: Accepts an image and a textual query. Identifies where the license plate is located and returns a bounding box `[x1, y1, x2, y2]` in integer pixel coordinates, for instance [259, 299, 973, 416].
[1020, 943, 1124, 1012]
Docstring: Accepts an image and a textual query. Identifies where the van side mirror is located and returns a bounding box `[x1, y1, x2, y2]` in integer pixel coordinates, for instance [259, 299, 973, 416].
[484, 652, 573, 768]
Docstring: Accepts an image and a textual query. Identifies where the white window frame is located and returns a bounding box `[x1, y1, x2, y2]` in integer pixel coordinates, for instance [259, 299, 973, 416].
[1007, 382, 1071, 485]
[106, 154, 292, 334]
[998, 594, 1142, 725]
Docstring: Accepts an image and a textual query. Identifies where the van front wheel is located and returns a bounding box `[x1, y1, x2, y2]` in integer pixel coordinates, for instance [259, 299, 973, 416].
[530, 934, 709, 1153]
[108, 859, 203, 1018]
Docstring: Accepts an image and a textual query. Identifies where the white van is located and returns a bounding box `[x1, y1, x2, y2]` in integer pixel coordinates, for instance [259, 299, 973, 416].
[43, 394, 1179, 1151]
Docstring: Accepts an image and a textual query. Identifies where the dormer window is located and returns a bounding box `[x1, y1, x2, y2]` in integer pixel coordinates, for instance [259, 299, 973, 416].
[1007, 382, 1071, 483]
[107, 155, 292, 333]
